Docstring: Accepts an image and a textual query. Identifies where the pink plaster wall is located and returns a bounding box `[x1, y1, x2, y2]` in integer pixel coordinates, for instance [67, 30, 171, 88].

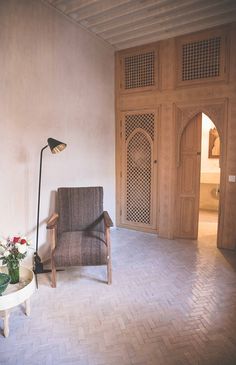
[0, 0, 115, 261]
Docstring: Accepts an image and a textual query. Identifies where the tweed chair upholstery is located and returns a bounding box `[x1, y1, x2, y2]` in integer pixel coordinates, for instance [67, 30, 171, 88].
[57, 187, 104, 235]
[54, 231, 107, 267]
[47, 186, 113, 287]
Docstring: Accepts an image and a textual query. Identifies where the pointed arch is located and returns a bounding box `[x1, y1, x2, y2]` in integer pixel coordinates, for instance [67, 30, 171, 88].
[174, 99, 227, 247]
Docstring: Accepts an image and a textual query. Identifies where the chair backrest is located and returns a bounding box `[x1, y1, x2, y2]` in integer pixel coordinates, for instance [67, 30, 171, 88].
[57, 187, 104, 235]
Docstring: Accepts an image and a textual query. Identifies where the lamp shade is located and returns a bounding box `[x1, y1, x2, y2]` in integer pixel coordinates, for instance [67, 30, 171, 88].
[47, 138, 67, 154]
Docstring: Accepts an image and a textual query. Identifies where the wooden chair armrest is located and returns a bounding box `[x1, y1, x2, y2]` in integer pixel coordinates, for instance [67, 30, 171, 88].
[46, 213, 59, 229]
[103, 211, 113, 228]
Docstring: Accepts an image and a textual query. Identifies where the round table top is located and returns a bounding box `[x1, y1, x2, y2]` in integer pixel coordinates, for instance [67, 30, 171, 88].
[0, 266, 36, 311]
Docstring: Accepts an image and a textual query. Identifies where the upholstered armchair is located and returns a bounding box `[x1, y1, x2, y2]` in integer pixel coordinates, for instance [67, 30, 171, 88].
[46, 187, 113, 288]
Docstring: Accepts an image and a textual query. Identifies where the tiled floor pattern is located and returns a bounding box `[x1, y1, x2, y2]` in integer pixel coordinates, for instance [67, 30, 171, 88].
[1, 226, 236, 365]
[198, 210, 218, 248]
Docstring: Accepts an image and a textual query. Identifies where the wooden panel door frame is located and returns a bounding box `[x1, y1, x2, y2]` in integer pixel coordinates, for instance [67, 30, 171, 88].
[174, 99, 228, 247]
[116, 108, 159, 233]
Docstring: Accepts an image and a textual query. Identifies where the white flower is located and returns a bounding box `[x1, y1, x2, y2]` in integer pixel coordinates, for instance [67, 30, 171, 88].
[3, 251, 10, 257]
[0, 245, 6, 255]
[16, 243, 27, 254]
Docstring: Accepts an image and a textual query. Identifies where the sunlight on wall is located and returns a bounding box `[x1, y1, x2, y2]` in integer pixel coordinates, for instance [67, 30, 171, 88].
[0, 0, 115, 265]
[200, 113, 220, 211]
[201, 113, 220, 179]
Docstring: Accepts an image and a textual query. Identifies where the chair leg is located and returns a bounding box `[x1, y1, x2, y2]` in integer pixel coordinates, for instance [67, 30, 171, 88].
[105, 227, 112, 285]
[107, 258, 112, 285]
[51, 256, 57, 288]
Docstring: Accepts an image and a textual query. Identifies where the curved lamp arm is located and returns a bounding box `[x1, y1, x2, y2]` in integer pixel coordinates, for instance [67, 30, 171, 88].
[35, 144, 48, 254]
[34, 138, 66, 282]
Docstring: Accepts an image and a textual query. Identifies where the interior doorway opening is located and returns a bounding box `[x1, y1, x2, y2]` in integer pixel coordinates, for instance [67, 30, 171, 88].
[198, 113, 220, 246]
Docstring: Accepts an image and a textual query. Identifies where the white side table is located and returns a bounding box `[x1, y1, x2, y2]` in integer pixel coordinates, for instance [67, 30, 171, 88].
[0, 266, 36, 337]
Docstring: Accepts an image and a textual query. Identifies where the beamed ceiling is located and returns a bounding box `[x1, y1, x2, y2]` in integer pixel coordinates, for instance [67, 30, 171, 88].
[43, 0, 236, 49]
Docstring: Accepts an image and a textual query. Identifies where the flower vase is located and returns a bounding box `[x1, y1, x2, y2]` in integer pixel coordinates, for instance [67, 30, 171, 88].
[7, 262, 20, 284]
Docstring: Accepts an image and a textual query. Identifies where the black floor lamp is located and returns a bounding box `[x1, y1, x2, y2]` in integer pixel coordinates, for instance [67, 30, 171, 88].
[34, 138, 67, 281]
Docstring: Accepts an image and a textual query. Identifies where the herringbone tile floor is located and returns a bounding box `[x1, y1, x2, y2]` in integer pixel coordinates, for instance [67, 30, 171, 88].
[1, 227, 236, 365]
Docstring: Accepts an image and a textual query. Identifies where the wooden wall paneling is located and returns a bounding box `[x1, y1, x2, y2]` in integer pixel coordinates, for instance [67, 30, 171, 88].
[115, 23, 236, 250]
[229, 23, 236, 84]
[119, 92, 157, 112]
[115, 109, 122, 228]
[115, 52, 122, 228]
[157, 103, 175, 239]
[159, 38, 175, 91]
[222, 23, 236, 249]
[220, 100, 236, 249]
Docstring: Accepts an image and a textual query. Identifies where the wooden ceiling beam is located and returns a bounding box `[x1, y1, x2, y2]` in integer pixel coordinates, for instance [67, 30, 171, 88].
[50, 0, 68, 5]
[97, 0, 222, 39]
[56, 0, 98, 14]
[43, 0, 236, 51]
[114, 11, 236, 49]
[105, 2, 236, 44]
[86, 0, 205, 32]
[98, 0, 230, 38]
[66, 0, 132, 17]
[75, 0, 173, 24]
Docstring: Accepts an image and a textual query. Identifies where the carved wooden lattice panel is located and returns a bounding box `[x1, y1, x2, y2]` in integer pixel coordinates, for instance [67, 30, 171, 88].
[125, 113, 154, 140]
[120, 112, 157, 230]
[127, 132, 152, 224]
[124, 51, 155, 89]
[182, 37, 221, 81]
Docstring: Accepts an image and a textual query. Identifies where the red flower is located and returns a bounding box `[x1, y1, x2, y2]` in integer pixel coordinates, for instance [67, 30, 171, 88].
[13, 236, 20, 243]
[20, 239, 27, 245]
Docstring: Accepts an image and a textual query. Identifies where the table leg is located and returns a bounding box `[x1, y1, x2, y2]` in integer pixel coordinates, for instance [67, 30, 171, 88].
[3, 310, 10, 338]
[25, 299, 30, 316]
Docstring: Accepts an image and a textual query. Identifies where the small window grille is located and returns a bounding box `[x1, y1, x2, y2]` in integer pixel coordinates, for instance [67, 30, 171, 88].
[124, 51, 155, 89]
[182, 37, 221, 81]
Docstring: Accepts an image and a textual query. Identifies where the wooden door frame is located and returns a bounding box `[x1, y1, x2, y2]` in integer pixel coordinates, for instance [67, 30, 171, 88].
[174, 99, 228, 247]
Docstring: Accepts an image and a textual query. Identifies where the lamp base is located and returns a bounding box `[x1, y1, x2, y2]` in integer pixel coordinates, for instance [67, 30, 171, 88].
[33, 252, 52, 274]
[33, 252, 64, 288]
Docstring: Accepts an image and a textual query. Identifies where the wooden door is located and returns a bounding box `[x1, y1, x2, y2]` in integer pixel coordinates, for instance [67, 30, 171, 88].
[175, 114, 202, 239]
[119, 111, 158, 232]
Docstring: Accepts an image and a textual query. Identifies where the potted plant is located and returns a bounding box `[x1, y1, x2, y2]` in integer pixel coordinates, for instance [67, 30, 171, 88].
[0, 236, 30, 284]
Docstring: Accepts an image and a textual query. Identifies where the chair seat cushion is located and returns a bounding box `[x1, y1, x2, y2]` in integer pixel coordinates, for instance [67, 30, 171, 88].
[54, 231, 107, 267]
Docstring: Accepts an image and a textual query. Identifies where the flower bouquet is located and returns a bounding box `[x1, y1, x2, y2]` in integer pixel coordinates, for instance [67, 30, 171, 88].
[0, 236, 30, 284]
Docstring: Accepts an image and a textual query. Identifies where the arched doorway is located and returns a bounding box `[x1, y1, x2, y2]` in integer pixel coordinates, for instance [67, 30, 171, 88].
[174, 101, 226, 248]
[198, 113, 220, 246]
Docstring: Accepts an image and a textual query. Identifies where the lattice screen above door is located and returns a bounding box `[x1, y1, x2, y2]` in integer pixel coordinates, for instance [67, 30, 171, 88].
[119, 48, 157, 92]
[182, 37, 221, 81]
[176, 30, 227, 86]
[124, 51, 155, 89]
